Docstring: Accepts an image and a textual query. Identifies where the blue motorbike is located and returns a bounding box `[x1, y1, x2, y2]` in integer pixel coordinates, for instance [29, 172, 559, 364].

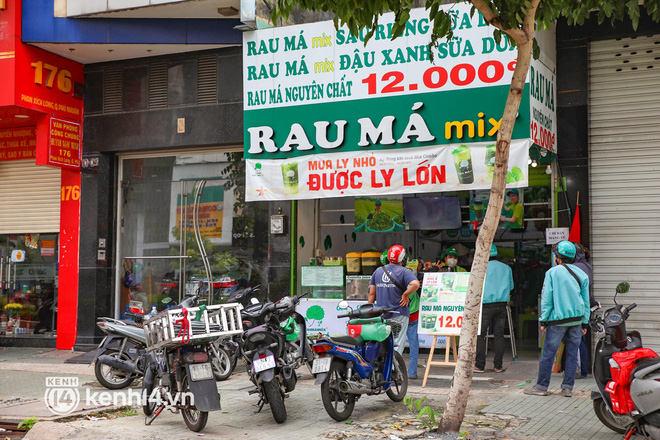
[310, 302, 408, 421]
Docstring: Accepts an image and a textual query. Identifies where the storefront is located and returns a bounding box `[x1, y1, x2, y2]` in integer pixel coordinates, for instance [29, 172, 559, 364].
[77, 47, 290, 348]
[243, 5, 559, 348]
[0, 0, 83, 348]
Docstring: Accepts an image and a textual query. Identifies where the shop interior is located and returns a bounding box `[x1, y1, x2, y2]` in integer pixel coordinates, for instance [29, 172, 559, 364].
[297, 164, 554, 351]
[0, 233, 58, 337]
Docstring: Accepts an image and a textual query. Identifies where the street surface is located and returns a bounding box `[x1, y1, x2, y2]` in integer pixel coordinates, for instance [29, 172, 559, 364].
[0, 347, 638, 439]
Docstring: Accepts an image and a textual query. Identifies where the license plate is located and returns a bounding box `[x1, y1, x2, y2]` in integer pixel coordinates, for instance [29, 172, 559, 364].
[252, 355, 276, 373]
[312, 356, 332, 374]
[189, 363, 213, 381]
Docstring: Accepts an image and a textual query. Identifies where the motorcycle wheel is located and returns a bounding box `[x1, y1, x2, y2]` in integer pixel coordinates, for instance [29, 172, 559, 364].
[593, 397, 627, 434]
[321, 360, 356, 421]
[386, 352, 408, 402]
[263, 380, 287, 424]
[94, 349, 135, 390]
[142, 366, 156, 417]
[181, 374, 209, 432]
[211, 344, 236, 381]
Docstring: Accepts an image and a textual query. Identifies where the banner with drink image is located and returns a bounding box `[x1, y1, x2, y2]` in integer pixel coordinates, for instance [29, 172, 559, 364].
[245, 139, 530, 201]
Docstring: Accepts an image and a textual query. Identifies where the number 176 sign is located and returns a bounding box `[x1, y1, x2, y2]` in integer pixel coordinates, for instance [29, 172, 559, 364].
[418, 272, 482, 336]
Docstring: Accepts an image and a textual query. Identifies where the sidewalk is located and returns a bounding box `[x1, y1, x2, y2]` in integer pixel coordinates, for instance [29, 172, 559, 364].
[0, 347, 638, 439]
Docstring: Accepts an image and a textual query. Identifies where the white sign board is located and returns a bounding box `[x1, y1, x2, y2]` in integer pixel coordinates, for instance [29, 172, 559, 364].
[299, 299, 445, 348]
[419, 272, 481, 336]
[545, 227, 569, 244]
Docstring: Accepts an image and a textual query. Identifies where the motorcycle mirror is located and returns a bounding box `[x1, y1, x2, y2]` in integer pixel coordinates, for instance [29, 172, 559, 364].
[338, 300, 349, 310]
[615, 282, 630, 294]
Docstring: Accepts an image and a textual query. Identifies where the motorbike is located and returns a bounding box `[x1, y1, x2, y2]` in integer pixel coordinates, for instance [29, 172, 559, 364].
[310, 301, 408, 421]
[94, 299, 235, 387]
[141, 294, 243, 432]
[590, 282, 660, 439]
[239, 292, 313, 423]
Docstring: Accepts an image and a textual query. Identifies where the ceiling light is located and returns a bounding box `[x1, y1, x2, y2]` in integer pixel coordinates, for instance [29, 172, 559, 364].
[528, 158, 532, 165]
[15, 114, 29, 119]
[531, 160, 537, 168]
[546, 164, 552, 174]
[218, 6, 238, 16]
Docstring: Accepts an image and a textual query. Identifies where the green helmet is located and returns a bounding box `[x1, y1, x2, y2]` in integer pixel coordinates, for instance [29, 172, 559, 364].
[490, 244, 498, 257]
[380, 250, 389, 265]
[555, 240, 576, 259]
[375, 200, 382, 206]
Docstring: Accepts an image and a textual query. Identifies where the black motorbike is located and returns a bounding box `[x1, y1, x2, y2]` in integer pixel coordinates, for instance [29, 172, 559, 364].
[239, 292, 313, 423]
[141, 294, 242, 432]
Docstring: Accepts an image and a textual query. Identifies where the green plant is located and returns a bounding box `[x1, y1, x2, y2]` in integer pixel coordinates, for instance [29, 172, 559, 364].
[366, 212, 393, 231]
[403, 395, 441, 428]
[3, 303, 23, 319]
[18, 417, 38, 431]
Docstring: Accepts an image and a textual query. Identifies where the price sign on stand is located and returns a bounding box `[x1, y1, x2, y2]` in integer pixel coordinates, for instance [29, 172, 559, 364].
[418, 272, 481, 336]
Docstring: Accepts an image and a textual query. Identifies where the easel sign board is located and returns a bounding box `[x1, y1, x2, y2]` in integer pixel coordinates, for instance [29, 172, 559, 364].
[418, 272, 481, 336]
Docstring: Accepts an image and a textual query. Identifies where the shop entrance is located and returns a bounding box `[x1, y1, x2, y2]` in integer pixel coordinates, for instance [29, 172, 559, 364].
[0, 233, 58, 336]
[117, 153, 269, 318]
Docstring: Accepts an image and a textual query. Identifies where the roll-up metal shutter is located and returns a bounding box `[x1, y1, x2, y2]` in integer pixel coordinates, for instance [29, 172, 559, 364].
[589, 35, 660, 350]
[0, 160, 61, 233]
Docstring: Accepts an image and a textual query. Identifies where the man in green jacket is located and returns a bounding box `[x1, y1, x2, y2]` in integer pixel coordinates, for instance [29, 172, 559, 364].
[525, 241, 590, 397]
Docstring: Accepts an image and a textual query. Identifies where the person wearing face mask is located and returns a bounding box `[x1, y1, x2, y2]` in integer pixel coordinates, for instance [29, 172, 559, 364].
[524, 241, 590, 398]
[438, 247, 467, 272]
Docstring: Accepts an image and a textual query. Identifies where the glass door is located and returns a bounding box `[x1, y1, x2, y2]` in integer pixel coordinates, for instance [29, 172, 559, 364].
[118, 152, 269, 317]
[0, 233, 58, 336]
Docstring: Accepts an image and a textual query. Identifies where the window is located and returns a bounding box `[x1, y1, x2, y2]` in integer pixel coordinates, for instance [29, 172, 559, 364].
[168, 60, 197, 106]
[84, 71, 103, 114]
[217, 54, 242, 103]
[122, 67, 148, 111]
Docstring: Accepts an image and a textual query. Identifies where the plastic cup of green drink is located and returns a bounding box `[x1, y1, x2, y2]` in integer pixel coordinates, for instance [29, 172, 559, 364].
[451, 145, 474, 184]
[281, 162, 299, 195]
[473, 200, 484, 221]
[484, 144, 496, 181]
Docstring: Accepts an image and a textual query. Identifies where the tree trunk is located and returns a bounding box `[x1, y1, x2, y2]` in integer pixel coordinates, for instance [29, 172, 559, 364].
[438, 33, 535, 435]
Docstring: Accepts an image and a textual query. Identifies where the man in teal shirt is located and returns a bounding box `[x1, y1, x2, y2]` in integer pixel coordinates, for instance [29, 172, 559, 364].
[475, 245, 514, 373]
[525, 241, 590, 397]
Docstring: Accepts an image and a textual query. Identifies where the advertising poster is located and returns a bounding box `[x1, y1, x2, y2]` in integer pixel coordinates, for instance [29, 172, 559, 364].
[469, 189, 525, 230]
[243, 4, 535, 202]
[0, 127, 36, 161]
[419, 272, 481, 336]
[354, 195, 403, 232]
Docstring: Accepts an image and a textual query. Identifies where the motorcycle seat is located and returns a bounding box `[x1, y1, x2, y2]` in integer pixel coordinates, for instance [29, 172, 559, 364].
[633, 356, 660, 379]
[325, 335, 362, 347]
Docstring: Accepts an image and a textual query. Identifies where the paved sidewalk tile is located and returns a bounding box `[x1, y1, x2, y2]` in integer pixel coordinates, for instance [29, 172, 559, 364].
[480, 375, 641, 439]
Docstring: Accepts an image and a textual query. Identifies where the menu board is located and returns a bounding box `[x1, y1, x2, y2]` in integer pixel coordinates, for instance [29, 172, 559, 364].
[418, 272, 481, 336]
[301, 266, 345, 287]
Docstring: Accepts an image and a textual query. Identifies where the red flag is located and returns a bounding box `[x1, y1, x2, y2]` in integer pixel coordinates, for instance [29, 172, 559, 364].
[568, 202, 581, 243]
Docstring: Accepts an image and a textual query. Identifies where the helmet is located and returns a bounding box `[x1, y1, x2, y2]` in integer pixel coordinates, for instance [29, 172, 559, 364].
[554, 240, 576, 259]
[375, 200, 382, 206]
[490, 244, 498, 257]
[380, 250, 389, 265]
[387, 244, 407, 264]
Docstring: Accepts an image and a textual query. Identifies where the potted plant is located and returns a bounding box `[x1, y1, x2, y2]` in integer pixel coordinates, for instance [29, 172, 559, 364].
[4, 303, 23, 330]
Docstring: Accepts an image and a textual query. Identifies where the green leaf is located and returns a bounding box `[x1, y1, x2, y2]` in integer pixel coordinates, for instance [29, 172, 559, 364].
[415, 399, 422, 411]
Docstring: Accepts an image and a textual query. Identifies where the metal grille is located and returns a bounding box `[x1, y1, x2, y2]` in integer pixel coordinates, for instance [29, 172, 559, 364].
[197, 54, 218, 104]
[103, 66, 122, 113]
[589, 35, 660, 351]
[149, 60, 168, 109]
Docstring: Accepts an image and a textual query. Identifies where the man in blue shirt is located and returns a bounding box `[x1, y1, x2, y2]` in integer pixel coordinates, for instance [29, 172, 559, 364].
[369, 244, 420, 355]
[525, 241, 590, 398]
[475, 245, 514, 373]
